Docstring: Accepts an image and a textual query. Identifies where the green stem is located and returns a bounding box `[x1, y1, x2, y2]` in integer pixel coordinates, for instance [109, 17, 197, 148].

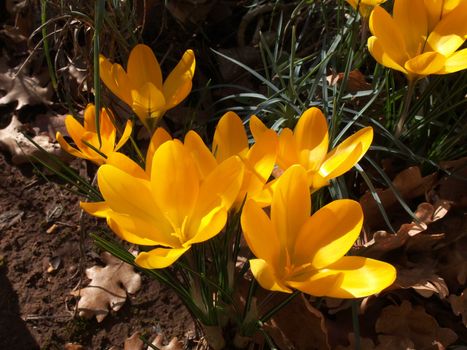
[351, 300, 361, 350]
[93, 0, 105, 147]
[395, 80, 416, 138]
[40, 0, 58, 92]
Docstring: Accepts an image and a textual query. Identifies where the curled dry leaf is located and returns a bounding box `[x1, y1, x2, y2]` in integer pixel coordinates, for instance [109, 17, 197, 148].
[0, 115, 62, 165]
[0, 61, 53, 110]
[359, 201, 450, 258]
[109, 331, 183, 350]
[376, 300, 457, 349]
[448, 288, 467, 327]
[71, 252, 141, 322]
[326, 69, 372, 93]
[360, 166, 437, 230]
[394, 266, 449, 299]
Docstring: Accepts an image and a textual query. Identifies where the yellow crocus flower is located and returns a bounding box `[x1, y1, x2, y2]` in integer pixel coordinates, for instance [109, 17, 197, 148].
[346, 0, 387, 18]
[241, 165, 396, 298]
[184, 111, 279, 208]
[251, 107, 373, 191]
[56, 104, 132, 165]
[99, 44, 195, 130]
[368, 0, 467, 81]
[81, 140, 244, 269]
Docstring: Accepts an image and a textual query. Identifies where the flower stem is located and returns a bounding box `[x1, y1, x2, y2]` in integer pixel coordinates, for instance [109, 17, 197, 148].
[395, 80, 416, 138]
[351, 300, 361, 350]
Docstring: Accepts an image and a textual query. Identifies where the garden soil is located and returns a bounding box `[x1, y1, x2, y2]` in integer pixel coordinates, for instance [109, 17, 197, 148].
[0, 153, 196, 349]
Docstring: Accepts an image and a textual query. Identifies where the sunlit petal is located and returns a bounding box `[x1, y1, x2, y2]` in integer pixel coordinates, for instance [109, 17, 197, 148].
[249, 115, 269, 140]
[56, 132, 84, 159]
[80, 201, 110, 218]
[135, 246, 190, 269]
[367, 36, 408, 74]
[437, 48, 467, 73]
[393, 0, 428, 57]
[115, 120, 133, 151]
[212, 111, 249, 162]
[404, 51, 446, 75]
[163, 49, 196, 109]
[127, 44, 163, 89]
[184, 130, 217, 180]
[131, 83, 166, 123]
[277, 128, 300, 170]
[250, 259, 292, 293]
[106, 152, 147, 179]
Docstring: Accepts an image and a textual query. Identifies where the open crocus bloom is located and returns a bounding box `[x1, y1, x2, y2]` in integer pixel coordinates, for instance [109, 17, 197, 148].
[183, 111, 278, 208]
[56, 104, 132, 165]
[241, 165, 396, 298]
[251, 107, 373, 191]
[346, 0, 386, 18]
[100, 44, 195, 130]
[81, 139, 244, 269]
[368, 0, 467, 81]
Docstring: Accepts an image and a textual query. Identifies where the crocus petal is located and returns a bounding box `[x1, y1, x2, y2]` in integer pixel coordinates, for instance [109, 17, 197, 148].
[135, 246, 190, 269]
[212, 111, 249, 163]
[106, 214, 163, 246]
[184, 207, 226, 246]
[131, 82, 166, 123]
[393, 0, 428, 57]
[64, 115, 86, 149]
[293, 199, 363, 268]
[56, 132, 84, 159]
[249, 115, 269, 140]
[184, 130, 217, 180]
[99, 108, 117, 144]
[369, 6, 409, 66]
[127, 44, 163, 90]
[114, 119, 133, 151]
[250, 259, 292, 293]
[404, 51, 446, 76]
[146, 127, 172, 176]
[106, 152, 147, 179]
[99, 56, 133, 106]
[241, 199, 282, 267]
[437, 48, 467, 73]
[277, 128, 300, 170]
[427, 1, 467, 56]
[151, 140, 199, 230]
[80, 201, 110, 218]
[162, 49, 196, 109]
[367, 36, 408, 74]
[83, 104, 97, 132]
[288, 256, 396, 298]
[424, 0, 462, 31]
[319, 126, 373, 180]
[271, 165, 310, 254]
[294, 108, 329, 172]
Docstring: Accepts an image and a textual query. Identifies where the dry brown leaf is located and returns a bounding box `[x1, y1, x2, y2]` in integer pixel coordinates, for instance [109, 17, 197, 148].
[326, 69, 372, 93]
[71, 252, 141, 322]
[376, 300, 457, 349]
[335, 333, 376, 350]
[166, 0, 216, 26]
[449, 288, 467, 327]
[109, 331, 183, 350]
[64, 343, 84, 350]
[359, 201, 450, 257]
[266, 294, 330, 350]
[375, 335, 415, 350]
[360, 167, 437, 230]
[434, 157, 467, 208]
[0, 115, 63, 165]
[395, 267, 449, 298]
[0, 61, 53, 109]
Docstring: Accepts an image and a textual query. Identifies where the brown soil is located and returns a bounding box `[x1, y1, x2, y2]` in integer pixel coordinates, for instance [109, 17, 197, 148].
[0, 153, 196, 349]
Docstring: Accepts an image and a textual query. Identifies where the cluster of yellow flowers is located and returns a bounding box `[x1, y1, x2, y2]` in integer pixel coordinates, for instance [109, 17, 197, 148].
[58, 44, 396, 299]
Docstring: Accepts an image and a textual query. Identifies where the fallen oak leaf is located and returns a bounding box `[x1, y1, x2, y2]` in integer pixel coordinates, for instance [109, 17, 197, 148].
[109, 331, 183, 350]
[0, 115, 63, 165]
[376, 300, 457, 349]
[326, 69, 372, 94]
[394, 266, 449, 299]
[71, 252, 141, 322]
[449, 288, 467, 327]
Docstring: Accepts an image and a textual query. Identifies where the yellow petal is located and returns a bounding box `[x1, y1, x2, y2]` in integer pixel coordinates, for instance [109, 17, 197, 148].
[146, 127, 172, 175]
[249, 115, 269, 140]
[277, 128, 300, 170]
[83, 104, 96, 132]
[184, 207, 226, 246]
[150, 140, 199, 230]
[369, 6, 409, 66]
[367, 36, 409, 74]
[393, 0, 428, 57]
[64, 114, 86, 149]
[184, 130, 217, 180]
[99, 55, 133, 106]
[99, 108, 117, 144]
[293, 199, 363, 268]
[115, 119, 133, 151]
[162, 49, 196, 109]
[437, 48, 467, 73]
[131, 83, 166, 124]
[135, 246, 190, 269]
[271, 165, 310, 254]
[241, 199, 281, 267]
[106, 152, 147, 179]
[424, 0, 462, 31]
[212, 111, 249, 163]
[80, 201, 110, 218]
[294, 108, 329, 172]
[427, 1, 467, 56]
[56, 131, 84, 159]
[127, 44, 163, 90]
[250, 259, 292, 293]
[319, 126, 373, 180]
[404, 51, 446, 76]
[288, 256, 396, 298]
